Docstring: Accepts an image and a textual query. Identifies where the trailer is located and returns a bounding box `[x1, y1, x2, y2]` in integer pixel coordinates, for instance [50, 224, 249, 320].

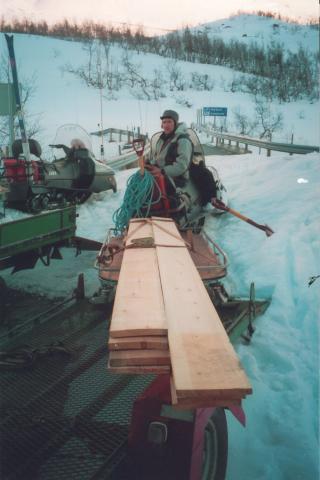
[0, 206, 77, 274]
[0, 285, 263, 480]
[89, 220, 269, 479]
[0, 174, 269, 479]
[0, 213, 269, 480]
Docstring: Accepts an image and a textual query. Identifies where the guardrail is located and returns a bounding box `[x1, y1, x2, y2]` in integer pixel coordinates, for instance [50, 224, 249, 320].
[106, 144, 151, 171]
[91, 127, 148, 143]
[194, 124, 319, 156]
[101, 124, 319, 171]
[91, 127, 149, 170]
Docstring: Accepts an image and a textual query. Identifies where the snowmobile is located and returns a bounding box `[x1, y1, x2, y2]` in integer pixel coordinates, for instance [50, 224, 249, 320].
[0, 124, 117, 212]
[2, 35, 116, 212]
[91, 131, 271, 480]
[94, 131, 269, 340]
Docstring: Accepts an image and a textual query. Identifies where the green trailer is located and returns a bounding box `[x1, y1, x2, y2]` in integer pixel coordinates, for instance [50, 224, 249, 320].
[0, 206, 77, 272]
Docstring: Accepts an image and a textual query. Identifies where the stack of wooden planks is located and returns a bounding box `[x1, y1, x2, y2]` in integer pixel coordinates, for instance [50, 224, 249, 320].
[108, 217, 252, 408]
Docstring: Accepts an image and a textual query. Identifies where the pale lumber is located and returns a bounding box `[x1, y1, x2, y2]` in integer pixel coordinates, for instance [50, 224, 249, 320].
[130, 216, 173, 223]
[109, 349, 171, 367]
[108, 335, 168, 351]
[109, 220, 167, 338]
[151, 218, 186, 247]
[172, 398, 242, 410]
[153, 219, 252, 399]
[170, 375, 246, 404]
[107, 361, 170, 375]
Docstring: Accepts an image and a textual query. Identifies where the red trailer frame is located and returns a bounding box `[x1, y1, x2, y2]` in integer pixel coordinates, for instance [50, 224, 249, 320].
[127, 375, 246, 480]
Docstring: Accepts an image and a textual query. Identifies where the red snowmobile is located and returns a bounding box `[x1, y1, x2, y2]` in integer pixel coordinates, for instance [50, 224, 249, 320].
[94, 160, 267, 333]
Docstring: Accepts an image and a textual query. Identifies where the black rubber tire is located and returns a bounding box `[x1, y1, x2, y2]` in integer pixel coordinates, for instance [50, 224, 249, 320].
[12, 138, 42, 158]
[201, 408, 228, 480]
[26, 194, 42, 213]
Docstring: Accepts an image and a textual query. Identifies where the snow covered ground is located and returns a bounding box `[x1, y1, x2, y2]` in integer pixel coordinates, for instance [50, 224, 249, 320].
[2, 147, 319, 479]
[194, 13, 319, 54]
[0, 18, 318, 158]
[0, 16, 319, 479]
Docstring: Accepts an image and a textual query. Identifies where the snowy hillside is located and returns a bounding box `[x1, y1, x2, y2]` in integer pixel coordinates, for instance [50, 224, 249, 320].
[0, 15, 318, 161]
[192, 13, 318, 54]
[1, 147, 319, 479]
[0, 15, 319, 480]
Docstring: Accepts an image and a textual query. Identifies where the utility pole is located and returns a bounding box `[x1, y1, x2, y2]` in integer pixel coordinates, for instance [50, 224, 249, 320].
[97, 44, 105, 161]
[5, 34, 31, 161]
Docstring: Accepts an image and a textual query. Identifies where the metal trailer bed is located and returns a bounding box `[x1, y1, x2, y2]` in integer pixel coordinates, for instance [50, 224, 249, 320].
[0, 281, 268, 480]
[0, 297, 159, 480]
[0, 215, 269, 479]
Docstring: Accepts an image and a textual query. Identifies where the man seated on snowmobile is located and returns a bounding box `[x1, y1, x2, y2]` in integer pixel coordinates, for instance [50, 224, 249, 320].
[52, 138, 87, 158]
[145, 110, 201, 215]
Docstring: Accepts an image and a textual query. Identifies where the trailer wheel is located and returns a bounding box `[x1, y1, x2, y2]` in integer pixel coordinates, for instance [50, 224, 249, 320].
[26, 194, 42, 213]
[201, 408, 228, 480]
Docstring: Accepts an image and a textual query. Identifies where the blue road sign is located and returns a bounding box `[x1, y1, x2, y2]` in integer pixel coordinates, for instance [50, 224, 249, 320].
[203, 107, 228, 117]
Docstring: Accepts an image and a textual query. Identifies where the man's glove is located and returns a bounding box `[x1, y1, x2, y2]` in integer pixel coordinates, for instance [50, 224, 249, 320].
[145, 164, 162, 175]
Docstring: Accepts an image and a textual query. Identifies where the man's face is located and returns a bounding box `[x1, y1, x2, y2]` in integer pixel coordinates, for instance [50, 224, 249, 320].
[161, 118, 175, 135]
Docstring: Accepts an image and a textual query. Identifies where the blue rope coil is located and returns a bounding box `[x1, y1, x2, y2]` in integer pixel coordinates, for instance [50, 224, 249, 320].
[112, 170, 161, 235]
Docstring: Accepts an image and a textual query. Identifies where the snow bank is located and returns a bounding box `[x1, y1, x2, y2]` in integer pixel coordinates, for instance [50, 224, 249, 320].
[1, 23, 319, 478]
[204, 151, 319, 479]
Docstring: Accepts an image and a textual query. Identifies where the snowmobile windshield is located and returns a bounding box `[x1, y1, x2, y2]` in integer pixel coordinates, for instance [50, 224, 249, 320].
[51, 124, 93, 152]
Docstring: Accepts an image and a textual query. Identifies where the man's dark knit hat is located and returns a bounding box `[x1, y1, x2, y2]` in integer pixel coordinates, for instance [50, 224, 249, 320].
[160, 110, 179, 123]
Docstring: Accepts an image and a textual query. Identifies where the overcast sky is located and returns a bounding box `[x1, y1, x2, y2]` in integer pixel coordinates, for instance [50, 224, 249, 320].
[1, 0, 318, 32]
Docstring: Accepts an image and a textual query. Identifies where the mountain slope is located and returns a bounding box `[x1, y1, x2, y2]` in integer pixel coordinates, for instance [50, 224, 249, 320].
[191, 13, 318, 54]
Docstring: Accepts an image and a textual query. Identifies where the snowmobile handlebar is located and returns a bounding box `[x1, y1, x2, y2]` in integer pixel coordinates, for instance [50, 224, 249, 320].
[132, 139, 145, 175]
[132, 139, 145, 156]
[49, 144, 68, 149]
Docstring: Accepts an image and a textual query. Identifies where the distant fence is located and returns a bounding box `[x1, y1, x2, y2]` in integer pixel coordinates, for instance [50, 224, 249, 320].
[106, 144, 151, 170]
[91, 127, 150, 170]
[194, 124, 319, 156]
[91, 127, 148, 144]
[92, 124, 319, 171]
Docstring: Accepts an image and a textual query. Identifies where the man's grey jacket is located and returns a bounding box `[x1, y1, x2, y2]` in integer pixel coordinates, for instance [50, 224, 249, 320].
[149, 123, 192, 182]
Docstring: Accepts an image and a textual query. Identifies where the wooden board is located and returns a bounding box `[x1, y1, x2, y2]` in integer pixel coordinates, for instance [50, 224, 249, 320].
[172, 398, 242, 410]
[109, 349, 171, 367]
[170, 374, 248, 402]
[107, 361, 170, 375]
[170, 375, 242, 409]
[108, 335, 168, 351]
[151, 218, 186, 247]
[109, 221, 167, 338]
[153, 220, 252, 400]
[106, 218, 251, 404]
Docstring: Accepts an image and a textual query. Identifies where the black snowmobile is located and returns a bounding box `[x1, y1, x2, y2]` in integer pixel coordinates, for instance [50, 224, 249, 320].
[1, 124, 117, 212]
